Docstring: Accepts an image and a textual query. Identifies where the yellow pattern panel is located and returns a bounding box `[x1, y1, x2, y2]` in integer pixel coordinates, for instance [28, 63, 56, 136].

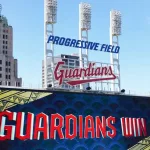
[128, 136, 150, 150]
[0, 89, 51, 111]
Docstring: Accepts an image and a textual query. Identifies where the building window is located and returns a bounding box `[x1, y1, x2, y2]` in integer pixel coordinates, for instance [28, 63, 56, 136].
[6, 68, 8, 72]
[9, 62, 11, 66]
[6, 35, 8, 39]
[0, 74, 2, 78]
[9, 75, 11, 79]
[0, 60, 2, 64]
[18, 82, 20, 87]
[6, 61, 8, 66]
[6, 41, 8, 44]
[9, 68, 11, 72]
[69, 60, 74, 62]
[6, 46, 7, 49]
[6, 75, 8, 79]
[3, 35, 5, 39]
[0, 81, 2, 85]
[0, 67, 2, 71]
[6, 51, 7, 54]
[3, 45, 5, 49]
[69, 63, 74, 66]
[8, 82, 11, 86]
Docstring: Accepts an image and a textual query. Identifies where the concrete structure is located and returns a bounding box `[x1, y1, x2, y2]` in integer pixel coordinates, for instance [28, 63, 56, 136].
[0, 14, 22, 86]
[42, 54, 80, 89]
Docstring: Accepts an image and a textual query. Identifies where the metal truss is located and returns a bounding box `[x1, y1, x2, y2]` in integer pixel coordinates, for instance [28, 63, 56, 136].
[110, 10, 121, 92]
[79, 2, 91, 89]
[44, 0, 57, 88]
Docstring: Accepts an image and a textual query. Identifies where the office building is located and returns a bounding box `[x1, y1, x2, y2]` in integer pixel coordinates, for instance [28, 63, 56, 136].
[0, 13, 22, 86]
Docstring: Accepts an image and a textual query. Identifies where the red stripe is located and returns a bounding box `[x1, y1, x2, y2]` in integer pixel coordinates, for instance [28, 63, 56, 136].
[66, 75, 116, 86]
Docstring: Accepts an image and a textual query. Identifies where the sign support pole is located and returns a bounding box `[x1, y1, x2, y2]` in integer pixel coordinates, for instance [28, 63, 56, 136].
[44, 0, 57, 88]
[79, 3, 91, 90]
[110, 10, 121, 92]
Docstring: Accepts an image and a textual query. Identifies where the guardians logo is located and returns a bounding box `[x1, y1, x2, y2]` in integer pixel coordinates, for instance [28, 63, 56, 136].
[0, 111, 147, 140]
[54, 61, 116, 86]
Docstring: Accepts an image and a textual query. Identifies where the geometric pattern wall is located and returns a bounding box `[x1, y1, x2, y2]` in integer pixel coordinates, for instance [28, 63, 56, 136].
[128, 136, 150, 150]
[0, 88, 51, 111]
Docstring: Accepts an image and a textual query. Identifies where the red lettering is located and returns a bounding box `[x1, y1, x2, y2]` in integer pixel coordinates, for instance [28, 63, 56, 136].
[107, 116, 116, 138]
[121, 118, 147, 137]
[79, 68, 86, 77]
[54, 61, 65, 85]
[85, 63, 92, 76]
[72, 69, 80, 77]
[91, 65, 95, 76]
[95, 116, 106, 138]
[34, 113, 49, 140]
[133, 118, 138, 137]
[79, 115, 83, 139]
[65, 69, 73, 78]
[50, 113, 64, 139]
[0, 111, 16, 140]
[65, 114, 77, 139]
[54, 61, 115, 86]
[108, 66, 113, 75]
[121, 118, 135, 137]
[84, 115, 95, 138]
[16, 112, 34, 140]
[101, 67, 109, 76]
[137, 118, 147, 136]
[94, 68, 101, 76]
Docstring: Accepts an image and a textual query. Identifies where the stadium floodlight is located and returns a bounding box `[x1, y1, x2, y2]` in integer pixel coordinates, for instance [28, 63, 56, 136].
[45, 0, 57, 24]
[110, 10, 122, 92]
[0, 4, 2, 16]
[79, 2, 91, 90]
[80, 2, 91, 30]
[44, 0, 57, 88]
[110, 10, 121, 36]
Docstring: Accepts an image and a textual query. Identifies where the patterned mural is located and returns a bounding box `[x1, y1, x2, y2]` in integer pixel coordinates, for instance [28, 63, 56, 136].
[128, 136, 150, 150]
[0, 87, 150, 150]
[0, 88, 51, 111]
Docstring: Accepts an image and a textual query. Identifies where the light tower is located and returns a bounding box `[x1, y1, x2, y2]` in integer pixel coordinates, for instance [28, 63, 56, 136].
[0, 4, 2, 17]
[110, 10, 121, 92]
[79, 2, 91, 89]
[44, 0, 57, 88]
[0, 4, 2, 12]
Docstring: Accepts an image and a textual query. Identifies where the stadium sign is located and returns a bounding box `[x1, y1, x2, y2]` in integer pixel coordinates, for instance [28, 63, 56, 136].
[47, 35, 120, 53]
[0, 88, 150, 149]
[54, 61, 116, 86]
[0, 111, 147, 140]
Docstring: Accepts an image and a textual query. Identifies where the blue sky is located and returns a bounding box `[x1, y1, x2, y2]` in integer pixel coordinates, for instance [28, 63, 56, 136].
[1, 0, 150, 95]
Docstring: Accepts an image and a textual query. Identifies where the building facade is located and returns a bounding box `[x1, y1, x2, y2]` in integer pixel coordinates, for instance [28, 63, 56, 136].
[42, 54, 80, 89]
[0, 15, 22, 86]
